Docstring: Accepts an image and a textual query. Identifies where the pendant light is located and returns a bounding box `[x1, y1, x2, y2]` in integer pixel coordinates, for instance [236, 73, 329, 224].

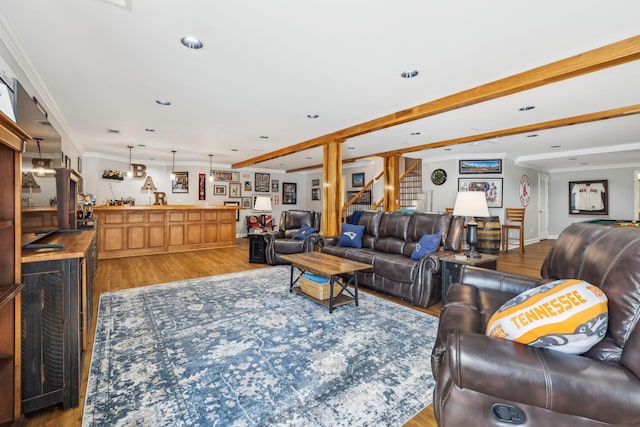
[126, 145, 134, 178]
[208, 154, 214, 182]
[170, 150, 176, 180]
[35, 138, 46, 176]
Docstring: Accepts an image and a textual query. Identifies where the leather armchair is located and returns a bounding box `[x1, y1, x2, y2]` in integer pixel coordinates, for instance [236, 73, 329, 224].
[264, 210, 321, 265]
[431, 223, 640, 426]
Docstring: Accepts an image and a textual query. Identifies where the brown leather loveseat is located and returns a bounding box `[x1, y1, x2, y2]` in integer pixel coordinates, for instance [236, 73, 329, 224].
[318, 210, 464, 307]
[432, 222, 640, 426]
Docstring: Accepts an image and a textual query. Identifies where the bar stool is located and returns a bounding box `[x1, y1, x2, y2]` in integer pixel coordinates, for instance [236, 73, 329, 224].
[502, 208, 525, 253]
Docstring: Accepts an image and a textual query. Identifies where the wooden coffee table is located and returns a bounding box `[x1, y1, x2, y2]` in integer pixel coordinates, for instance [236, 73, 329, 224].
[280, 252, 371, 313]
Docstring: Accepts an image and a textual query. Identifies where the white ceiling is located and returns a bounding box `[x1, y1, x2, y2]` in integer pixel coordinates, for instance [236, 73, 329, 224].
[0, 0, 639, 173]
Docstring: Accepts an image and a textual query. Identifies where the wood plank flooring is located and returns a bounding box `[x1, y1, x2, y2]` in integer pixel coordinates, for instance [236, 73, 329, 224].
[23, 238, 555, 427]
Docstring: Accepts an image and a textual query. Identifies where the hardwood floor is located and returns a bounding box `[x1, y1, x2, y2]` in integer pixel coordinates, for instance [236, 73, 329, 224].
[23, 238, 555, 427]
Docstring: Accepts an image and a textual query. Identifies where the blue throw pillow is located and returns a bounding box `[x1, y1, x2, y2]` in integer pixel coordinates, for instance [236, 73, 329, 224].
[294, 224, 319, 240]
[348, 210, 364, 225]
[337, 223, 365, 248]
[410, 232, 441, 260]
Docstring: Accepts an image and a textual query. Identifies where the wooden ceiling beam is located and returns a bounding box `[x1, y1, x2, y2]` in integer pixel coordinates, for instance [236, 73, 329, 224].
[232, 35, 640, 169]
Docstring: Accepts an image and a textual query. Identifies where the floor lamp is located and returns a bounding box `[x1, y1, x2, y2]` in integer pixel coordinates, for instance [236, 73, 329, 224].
[453, 191, 490, 259]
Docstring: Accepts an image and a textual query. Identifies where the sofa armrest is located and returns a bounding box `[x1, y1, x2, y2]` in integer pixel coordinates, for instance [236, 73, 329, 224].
[447, 331, 640, 425]
[317, 235, 339, 249]
[458, 265, 541, 295]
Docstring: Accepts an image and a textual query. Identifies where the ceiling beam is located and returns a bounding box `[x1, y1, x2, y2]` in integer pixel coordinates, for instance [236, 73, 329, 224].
[232, 35, 640, 169]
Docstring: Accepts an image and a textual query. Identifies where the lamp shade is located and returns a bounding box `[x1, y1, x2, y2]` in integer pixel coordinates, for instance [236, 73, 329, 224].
[452, 191, 489, 217]
[254, 196, 272, 212]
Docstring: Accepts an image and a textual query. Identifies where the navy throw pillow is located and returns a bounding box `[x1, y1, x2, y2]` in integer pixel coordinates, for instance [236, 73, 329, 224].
[410, 232, 441, 260]
[337, 223, 365, 248]
[294, 224, 319, 240]
[348, 210, 364, 225]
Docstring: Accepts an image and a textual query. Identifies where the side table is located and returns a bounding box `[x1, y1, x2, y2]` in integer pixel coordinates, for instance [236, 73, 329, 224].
[248, 232, 267, 263]
[440, 253, 498, 303]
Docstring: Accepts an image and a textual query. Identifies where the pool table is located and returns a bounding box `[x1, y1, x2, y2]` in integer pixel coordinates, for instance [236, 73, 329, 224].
[582, 219, 640, 227]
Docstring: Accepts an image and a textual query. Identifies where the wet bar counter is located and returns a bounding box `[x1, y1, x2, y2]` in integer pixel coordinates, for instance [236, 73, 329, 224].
[92, 205, 239, 259]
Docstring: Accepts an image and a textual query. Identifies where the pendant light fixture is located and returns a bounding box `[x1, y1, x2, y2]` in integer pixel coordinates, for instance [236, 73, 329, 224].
[208, 154, 214, 182]
[170, 150, 176, 180]
[35, 138, 45, 176]
[126, 145, 134, 178]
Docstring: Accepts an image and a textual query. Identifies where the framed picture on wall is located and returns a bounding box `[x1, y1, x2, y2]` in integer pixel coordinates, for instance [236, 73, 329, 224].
[254, 172, 270, 192]
[568, 179, 608, 215]
[271, 179, 279, 192]
[311, 188, 321, 201]
[214, 185, 227, 196]
[229, 182, 241, 198]
[458, 178, 503, 208]
[459, 159, 502, 174]
[283, 182, 297, 204]
[352, 172, 365, 188]
[241, 197, 252, 209]
[172, 171, 189, 193]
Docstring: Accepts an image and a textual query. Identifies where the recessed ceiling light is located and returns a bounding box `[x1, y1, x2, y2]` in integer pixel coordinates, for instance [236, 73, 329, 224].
[259, 135, 269, 139]
[181, 36, 203, 49]
[401, 70, 419, 79]
[306, 114, 319, 119]
[519, 106, 535, 111]
[444, 148, 453, 151]
[410, 132, 421, 136]
[527, 134, 538, 138]
[580, 162, 588, 165]
[145, 128, 155, 132]
[231, 148, 239, 152]
[106, 128, 120, 134]
[156, 99, 171, 106]
[138, 144, 146, 147]
[568, 157, 578, 161]
[347, 147, 355, 150]
[550, 145, 562, 148]
[305, 157, 312, 160]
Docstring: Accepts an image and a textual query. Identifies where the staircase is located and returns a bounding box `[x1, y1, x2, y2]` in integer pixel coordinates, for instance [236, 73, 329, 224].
[399, 158, 422, 209]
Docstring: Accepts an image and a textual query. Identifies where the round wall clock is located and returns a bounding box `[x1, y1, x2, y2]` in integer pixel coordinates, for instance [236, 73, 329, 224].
[431, 168, 447, 185]
[519, 174, 531, 207]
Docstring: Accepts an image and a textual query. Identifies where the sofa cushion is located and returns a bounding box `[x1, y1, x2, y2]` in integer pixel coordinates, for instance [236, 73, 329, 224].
[337, 223, 365, 248]
[486, 279, 609, 354]
[374, 254, 419, 284]
[294, 224, 318, 240]
[410, 232, 441, 260]
[273, 238, 306, 254]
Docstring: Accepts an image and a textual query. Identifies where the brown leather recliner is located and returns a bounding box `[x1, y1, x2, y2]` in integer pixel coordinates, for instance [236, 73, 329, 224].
[264, 210, 321, 265]
[431, 222, 640, 426]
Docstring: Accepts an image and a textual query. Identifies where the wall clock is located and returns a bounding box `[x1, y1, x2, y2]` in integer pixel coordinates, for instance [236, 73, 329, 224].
[431, 168, 447, 185]
[519, 174, 531, 207]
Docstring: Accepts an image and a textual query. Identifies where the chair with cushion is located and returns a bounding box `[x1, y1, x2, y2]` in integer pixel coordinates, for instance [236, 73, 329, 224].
[501, 207, 525, 253]
[264, 210, 321, 265]
[431, 222, 640, 426]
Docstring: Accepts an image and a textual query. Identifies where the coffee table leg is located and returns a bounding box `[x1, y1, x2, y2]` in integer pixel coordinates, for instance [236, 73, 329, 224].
[353, 271, 359, 306]
[328, 276, 336, 313]
[289, 265, 295, 292]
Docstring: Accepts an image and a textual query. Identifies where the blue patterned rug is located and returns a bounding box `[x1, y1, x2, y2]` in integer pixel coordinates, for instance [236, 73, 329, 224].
[83, 266, 438, 426]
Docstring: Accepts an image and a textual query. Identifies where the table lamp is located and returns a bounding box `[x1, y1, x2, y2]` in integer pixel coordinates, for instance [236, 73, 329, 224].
[452, 191, 490, 259]
[254, 196, 272, 230]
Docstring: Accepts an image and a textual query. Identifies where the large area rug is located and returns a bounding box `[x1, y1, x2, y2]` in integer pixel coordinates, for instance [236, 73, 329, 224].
[83, 266, 438, 426]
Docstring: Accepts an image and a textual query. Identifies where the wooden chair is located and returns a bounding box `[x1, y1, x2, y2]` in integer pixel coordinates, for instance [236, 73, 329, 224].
[445, 207, 454, 214]
[502, 208, 525, 253]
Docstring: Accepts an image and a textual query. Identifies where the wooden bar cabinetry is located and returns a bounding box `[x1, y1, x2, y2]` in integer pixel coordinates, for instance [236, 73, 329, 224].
[21, 229, 98, 413]
[0, 112, 30, 424]
[93, 205, 238, 259]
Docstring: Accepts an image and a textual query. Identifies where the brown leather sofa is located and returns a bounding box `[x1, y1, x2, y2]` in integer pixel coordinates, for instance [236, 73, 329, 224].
[264, 209, 321, 265]
[431, 222, 640, 426]
[318, 210, 464, 307]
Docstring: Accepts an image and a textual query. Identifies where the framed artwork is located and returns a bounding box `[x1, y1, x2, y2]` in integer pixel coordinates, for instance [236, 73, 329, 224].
[229, 182, 242, 198]
[213, 170, 240, 181]
[271, 179, 279, 192]
[458, 178, 502, 208]
[241, 197, 252, 209]
[224, 200, 240, 221]
[172, 171, 189, 193]
[311, 188, 321, 201]
[283, 182, 297, 204]
[244, 180, 252, 192]
[569, 180, 608, 215]
[77, 157, 82, 173]
[254, 172, 270, 192]
[459, 159, 502, 174]
[312, 178, 320, 187]
[214, 185, 227, 196]
[199, 173, 206, 200]
[352, 172, 365, 188]
[346, 190, 371, 205]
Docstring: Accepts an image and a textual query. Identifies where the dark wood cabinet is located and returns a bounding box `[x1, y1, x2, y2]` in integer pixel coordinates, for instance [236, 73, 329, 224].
[21, 230, 97, 413]
[249, 233, 267, 263]
[0, 112, 30, 424]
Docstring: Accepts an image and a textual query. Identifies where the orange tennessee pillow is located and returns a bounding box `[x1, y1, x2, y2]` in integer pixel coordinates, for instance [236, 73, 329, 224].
[486, 279, 608, 354]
